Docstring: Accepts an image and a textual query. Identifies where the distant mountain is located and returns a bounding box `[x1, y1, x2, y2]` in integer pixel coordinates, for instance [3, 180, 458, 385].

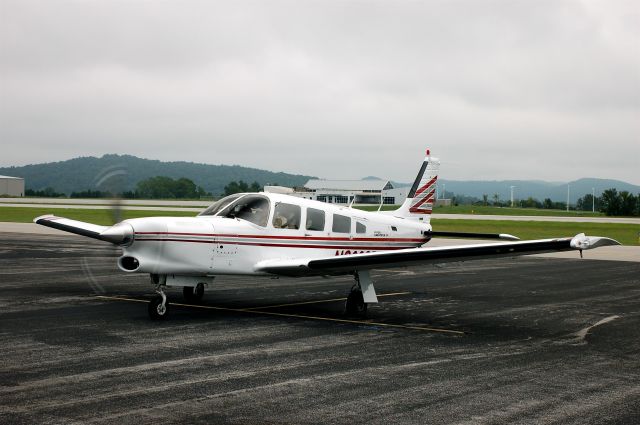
[435, 178, 640, 203]
[363, 175, 639, 203]
[0, 154, 314, 196]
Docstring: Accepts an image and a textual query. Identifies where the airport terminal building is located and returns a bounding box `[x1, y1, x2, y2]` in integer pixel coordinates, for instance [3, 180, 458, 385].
[266, 179, 410, 206]
[0, 175, 25, 197]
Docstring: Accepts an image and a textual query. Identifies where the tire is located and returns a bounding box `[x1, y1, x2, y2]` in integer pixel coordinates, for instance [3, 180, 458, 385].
[345, 289, 367, 317]
[183, 283, 205, 303]
[149, 295, 169, 320]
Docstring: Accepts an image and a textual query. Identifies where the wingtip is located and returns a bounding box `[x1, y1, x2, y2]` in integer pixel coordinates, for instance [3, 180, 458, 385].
[33, 214, 56, 224]
[570, 233, 622, 250]
[499, 233, 520, 241]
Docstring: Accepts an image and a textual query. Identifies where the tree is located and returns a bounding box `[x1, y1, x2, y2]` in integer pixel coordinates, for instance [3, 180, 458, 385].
[70, 189, 111, 198]
[135, 176, 209, 199]
[542, 198, 553, 209]
[521, 197, 541, 208]
[224, 180, 261, 196]
[492, 193, 500, 206]
[619, 191, 637, 216]
[576, 193, 600, 212]
[25, 187, 65, 197]
[482, 194, 488, 206]
[600, 188, 621, 216]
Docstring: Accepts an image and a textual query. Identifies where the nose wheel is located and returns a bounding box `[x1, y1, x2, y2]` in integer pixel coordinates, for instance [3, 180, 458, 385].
[149, 285, 169, 320]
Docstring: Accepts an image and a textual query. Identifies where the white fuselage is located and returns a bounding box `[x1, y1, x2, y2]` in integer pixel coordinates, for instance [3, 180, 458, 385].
[117, 193, 431, 276]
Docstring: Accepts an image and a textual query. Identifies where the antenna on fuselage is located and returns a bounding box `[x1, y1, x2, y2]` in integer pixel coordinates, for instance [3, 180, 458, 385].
[348, 198, 355, 208]
[376, 196, 384, 212]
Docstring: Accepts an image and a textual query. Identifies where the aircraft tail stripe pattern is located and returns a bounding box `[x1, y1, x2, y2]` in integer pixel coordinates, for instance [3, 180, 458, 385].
[380, 151, 440, 222]
[409, 177, 437, 214]
[413, 177, 437, 198]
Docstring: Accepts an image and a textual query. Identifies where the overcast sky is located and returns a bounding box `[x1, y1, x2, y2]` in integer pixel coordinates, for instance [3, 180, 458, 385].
[1, 0, 638, 184]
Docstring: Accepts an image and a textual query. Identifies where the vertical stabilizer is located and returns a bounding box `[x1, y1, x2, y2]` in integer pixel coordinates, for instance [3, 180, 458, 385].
[386, 149, 440, 222]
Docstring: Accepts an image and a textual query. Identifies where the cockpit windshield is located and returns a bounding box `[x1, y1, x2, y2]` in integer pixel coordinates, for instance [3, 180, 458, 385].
[217, 195, 270, 227]
[198, 194, 244, 216]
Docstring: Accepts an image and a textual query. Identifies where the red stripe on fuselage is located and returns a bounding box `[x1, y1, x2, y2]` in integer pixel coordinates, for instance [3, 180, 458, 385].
[134, 238, 418, 250]
[134, 232, 425, 243]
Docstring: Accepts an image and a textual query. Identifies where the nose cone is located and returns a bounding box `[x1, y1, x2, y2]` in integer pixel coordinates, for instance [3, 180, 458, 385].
[99, 222, 134, 245]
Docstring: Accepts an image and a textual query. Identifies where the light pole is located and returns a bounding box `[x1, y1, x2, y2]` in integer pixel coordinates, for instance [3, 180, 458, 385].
[442, 183, 446, 200]
[566, 184, 570, 212]
[510, 186, 515, 208]
[592, 187, 595, 213]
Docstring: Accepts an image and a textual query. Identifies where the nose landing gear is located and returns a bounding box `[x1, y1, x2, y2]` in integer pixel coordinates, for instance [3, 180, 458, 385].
[149, 284, 169, 320]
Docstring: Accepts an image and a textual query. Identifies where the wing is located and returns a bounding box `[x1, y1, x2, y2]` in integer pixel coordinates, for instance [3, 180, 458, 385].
[428, 231, 519, 240]
[254, 234, 620, 277]
[34, 215, 133, 245]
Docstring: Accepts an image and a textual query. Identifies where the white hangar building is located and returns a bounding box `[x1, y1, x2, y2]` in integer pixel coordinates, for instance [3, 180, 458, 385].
[0, 175, 25, 197]
[266, 179, 410, 206]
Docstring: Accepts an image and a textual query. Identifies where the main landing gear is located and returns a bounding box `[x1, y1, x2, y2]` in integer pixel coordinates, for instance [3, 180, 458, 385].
[345, 284, 367, 317]
[183, 282, 205, 303]
[345, 271, 377, 318]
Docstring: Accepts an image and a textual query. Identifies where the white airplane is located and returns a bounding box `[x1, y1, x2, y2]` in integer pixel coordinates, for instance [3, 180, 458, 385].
[34, 150, 619, 320]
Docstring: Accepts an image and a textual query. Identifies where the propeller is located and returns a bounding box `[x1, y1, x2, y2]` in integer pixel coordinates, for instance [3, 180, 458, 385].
[80, 163, 129, 295]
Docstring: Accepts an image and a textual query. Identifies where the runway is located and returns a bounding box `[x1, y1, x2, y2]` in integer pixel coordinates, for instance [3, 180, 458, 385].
[1, 233, 639, 424]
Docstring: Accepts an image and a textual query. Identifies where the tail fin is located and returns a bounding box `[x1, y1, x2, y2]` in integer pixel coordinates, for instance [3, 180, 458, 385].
[389, 149, 440, 222]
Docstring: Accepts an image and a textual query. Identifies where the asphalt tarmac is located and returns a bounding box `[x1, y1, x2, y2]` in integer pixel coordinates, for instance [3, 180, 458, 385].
[1, 233, 639, 424]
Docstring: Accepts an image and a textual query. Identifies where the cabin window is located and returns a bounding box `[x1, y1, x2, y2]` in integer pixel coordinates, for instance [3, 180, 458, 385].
[273, 203, 301, 229]
[332, 214, 351, 233]
[199, 194, 243, 216]
[356, 222, 366, 234]
[306, 208, 325, 231]
[218, 195, 270, 227]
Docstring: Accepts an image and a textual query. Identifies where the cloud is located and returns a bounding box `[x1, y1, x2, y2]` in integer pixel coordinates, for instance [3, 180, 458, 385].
[1, 0, 638, 184]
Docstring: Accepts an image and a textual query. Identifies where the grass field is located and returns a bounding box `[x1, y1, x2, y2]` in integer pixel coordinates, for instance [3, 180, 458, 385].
[0, 207, 197, 225]
[1, 206, 637, 246]
[0, 198, 614, 217]
[431, 219, 639, 246]
[358, 204, 605, 217]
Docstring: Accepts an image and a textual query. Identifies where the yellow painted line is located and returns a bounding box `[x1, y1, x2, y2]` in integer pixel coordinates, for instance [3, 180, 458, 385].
[245, 291, 412, 310]
[95, 295, 465, 335]
[97, 295, 149, 303]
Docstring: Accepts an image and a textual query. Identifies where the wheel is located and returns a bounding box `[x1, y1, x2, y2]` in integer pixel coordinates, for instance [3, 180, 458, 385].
[183, 283, 205, 303]
[345, 289, 367, 317]
[148, 295, 169, 320]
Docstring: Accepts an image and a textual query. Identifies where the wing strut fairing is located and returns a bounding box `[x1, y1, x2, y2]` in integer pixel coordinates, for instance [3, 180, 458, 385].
[254, 233, 620, 277]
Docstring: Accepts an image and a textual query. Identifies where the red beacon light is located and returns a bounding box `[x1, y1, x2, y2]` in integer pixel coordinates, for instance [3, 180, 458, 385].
[426, 149, 430, 156]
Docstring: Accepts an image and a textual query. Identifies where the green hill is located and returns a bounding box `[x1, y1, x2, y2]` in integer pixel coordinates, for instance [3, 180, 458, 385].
[0, 154, 314, 196]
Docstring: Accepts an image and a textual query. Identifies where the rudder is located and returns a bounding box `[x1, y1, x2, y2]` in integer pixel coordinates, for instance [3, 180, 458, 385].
[388, 149, 440, 222]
